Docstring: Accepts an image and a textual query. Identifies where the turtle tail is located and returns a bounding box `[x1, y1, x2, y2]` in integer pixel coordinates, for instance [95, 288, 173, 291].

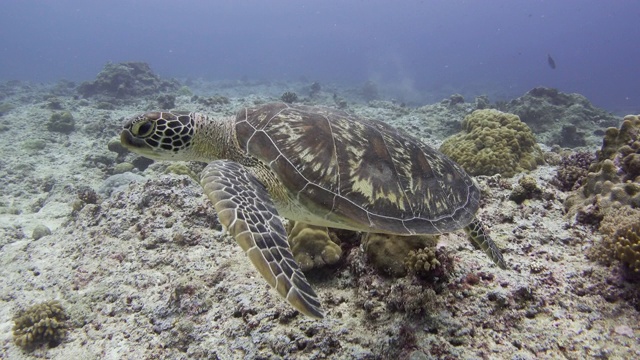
[464, 218, 508, 269]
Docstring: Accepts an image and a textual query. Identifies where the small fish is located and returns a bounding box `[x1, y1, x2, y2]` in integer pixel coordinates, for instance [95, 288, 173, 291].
[547, 54, 556, 69]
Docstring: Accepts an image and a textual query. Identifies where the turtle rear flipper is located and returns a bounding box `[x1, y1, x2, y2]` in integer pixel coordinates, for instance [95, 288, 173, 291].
[464, 218, 507, 270]
[201, 160, 324, 319]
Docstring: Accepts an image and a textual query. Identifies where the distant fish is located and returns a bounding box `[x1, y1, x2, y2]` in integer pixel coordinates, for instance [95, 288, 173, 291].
[547, 54, 556, 69]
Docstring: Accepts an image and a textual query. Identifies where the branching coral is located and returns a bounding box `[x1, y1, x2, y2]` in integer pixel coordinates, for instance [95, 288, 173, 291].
[13, 300, 68, 349]
[439, 109, 544, 177]
[404, 247, 440, 276]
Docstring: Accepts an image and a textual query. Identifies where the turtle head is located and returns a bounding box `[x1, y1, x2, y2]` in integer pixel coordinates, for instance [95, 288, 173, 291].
[120, 111, 200, 161]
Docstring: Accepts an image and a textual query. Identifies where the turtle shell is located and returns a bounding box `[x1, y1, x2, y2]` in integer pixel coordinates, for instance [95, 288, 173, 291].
[234, 102, 479, 235]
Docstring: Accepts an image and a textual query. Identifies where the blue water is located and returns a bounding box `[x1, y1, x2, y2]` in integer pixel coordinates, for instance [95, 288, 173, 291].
[1, 0, 638, 110]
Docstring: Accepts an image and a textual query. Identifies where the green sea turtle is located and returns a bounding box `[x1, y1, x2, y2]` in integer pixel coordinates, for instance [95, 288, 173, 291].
[120, 102, 507, 319]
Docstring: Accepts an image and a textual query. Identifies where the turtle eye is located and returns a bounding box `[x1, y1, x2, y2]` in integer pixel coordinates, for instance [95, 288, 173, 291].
[134, 121, 154, 137]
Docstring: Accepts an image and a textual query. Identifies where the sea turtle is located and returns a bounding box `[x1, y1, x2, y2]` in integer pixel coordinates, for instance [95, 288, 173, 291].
[120, 102, 507, 319]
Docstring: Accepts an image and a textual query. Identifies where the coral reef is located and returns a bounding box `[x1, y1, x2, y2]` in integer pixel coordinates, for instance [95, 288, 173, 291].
[439, 109, 544, 177]
[77, 62, 180, 99]
[46, 111, 75, 134]
[286, 222, 342, 271]
[12, 300, 68, 349]
[495, 87, 619, 147]
[363, 233, 438, 277]
[4, 77, 640, 359]
[280, 91, 298, 104]
[566, 115, 640, 224]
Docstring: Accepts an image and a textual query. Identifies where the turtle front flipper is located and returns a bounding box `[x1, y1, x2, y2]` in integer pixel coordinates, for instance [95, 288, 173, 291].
[200, 160, 324, 319]
[464, 218, 508, 270]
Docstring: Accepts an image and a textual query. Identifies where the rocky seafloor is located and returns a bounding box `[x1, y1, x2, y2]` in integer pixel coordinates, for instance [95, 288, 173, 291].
[0, 64, 639, 359]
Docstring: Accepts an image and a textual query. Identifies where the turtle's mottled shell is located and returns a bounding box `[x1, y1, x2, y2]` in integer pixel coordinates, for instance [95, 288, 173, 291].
[234, 103, 479, 235]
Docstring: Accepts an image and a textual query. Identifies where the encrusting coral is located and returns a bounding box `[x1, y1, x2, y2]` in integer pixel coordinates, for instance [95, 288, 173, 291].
[12, 300, 68, 349]
[439, 109, 544, 177]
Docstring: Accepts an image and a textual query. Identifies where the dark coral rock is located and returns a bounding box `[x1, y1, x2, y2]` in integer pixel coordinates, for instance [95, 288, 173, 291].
[45, 96, 64, 110]
[280, 91, 298, 104]
[497, 87, 618, 147]
[197, 95, 230, 107]
[509, 176, 543, 204]
[78, 62, 180, 99]
[47, 111, 75, 134]
[448, 94, 465, 106]
[361, 80, 379, 101]
[157, 94, 176, 109]
[474, 95, 490, 109]
[309, 82, 321, 97]
[554, 124, 587, 147]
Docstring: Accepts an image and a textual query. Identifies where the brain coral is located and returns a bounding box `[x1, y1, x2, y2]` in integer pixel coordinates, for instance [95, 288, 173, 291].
[565, 115, 640, 222]
[439, 109, 544, 177]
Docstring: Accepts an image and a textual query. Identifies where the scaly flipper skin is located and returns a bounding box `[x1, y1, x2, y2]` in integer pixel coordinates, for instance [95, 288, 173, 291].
[464, 218, 507, 270]
[200, 160, 324, 319]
